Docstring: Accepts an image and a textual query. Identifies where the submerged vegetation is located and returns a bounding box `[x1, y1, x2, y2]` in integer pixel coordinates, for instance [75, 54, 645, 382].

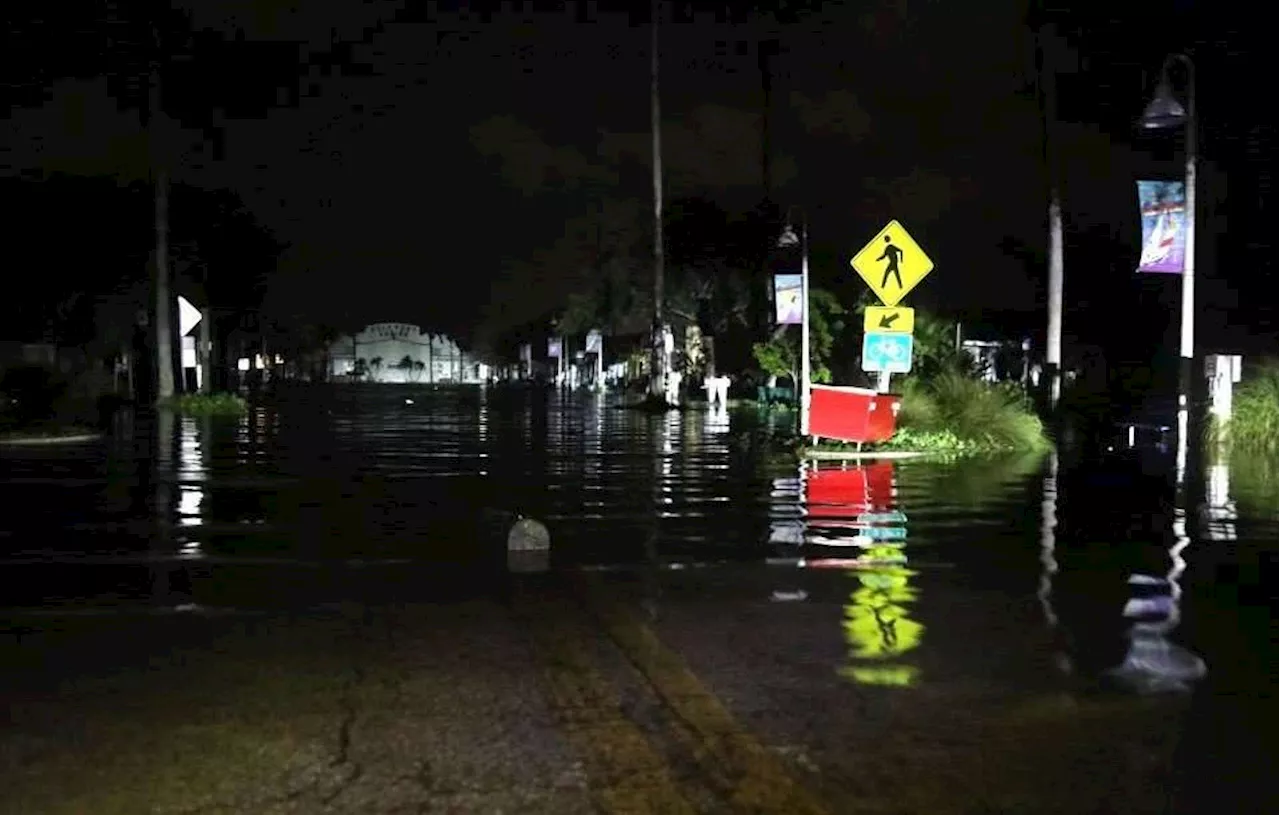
[883, 373, 1051, 454]
[1206, 360, 1278, 517]
[1209, 360, 1278, 456]
[160, 392, 248, 416]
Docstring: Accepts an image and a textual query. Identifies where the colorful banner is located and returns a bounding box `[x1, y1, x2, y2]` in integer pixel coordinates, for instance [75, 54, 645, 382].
[1137, 180, 1187, 274]
[774, 273, 802, 324]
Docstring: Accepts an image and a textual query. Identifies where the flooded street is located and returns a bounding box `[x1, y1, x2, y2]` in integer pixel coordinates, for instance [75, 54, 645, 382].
[1, 385, 1275, 814]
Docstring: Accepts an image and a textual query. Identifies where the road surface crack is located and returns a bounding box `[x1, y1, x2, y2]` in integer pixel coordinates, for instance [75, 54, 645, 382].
[321, 619, 369, 806]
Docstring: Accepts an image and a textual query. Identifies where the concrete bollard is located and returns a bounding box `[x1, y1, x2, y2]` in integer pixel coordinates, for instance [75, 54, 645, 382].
[664, 371, 683, 408]
[507, 516, 551, 574]
[702, 375, 731, 407]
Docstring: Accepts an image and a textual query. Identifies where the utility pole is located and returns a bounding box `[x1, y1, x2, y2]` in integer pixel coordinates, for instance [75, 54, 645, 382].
[151, 70, 175, 403]
[648, 0, 670, 403]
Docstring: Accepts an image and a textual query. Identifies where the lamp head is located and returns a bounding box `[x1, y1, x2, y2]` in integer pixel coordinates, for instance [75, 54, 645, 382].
[1139, 81, 1187, 130]
[777, 224, 800, 248]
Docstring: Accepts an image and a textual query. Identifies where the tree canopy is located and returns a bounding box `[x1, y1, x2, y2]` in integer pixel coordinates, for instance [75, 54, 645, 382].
[1, 173, 284, 348]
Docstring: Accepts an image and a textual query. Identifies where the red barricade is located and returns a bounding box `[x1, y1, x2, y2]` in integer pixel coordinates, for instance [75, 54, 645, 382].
[810, 384, 901, 444]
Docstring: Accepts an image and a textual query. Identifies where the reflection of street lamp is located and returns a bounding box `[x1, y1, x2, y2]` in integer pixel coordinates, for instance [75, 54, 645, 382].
[1138, 53, 1196, 482]
[778, 207, 810, 437]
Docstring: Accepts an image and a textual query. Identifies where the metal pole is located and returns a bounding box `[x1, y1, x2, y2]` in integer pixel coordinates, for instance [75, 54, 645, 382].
[1175, 54, 1196, 485]
[1047, 190, 1064, 408]
[799, 211, 811, 437]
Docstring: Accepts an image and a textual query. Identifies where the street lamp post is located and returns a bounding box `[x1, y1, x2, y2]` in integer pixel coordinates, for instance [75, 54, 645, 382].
[779, 208, 811, 438]
[1138, 53, 1196, 481]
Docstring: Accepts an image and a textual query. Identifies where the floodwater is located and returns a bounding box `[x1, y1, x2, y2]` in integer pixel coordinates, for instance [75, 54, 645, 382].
[0, 384, 1274, 813]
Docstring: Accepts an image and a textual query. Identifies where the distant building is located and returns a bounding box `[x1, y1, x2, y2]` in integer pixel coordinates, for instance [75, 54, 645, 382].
[328, 323, 486, 383]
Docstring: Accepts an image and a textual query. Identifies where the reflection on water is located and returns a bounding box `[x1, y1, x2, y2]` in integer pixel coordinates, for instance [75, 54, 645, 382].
[1107, 532, 1205, 694]
[1040, 446, 1207, 693]
[176, 417, 209, 531]
[840, 561, 923, 687]
[703, 400, 730, 435]
[799, 461, 924, 686]
[768, 462, 805, 547]
[1204, 462, 1237, 542]
[0, 389, 1267, 701]
[1038, 451, 1069, 674]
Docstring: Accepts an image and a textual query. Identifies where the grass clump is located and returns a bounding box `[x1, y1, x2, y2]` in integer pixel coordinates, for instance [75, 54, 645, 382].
[1212, 360, 1278, 456]
[884, 372, 1051, 454]
[160, 392, 248, 416]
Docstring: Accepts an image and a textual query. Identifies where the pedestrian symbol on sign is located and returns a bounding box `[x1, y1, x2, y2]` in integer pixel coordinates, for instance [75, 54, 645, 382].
[877, 236, 904, 290]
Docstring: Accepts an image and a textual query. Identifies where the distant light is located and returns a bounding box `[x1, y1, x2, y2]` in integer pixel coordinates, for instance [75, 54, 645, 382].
[405, 398, 414, 405]
[254, 354, 265, 370]
[237, 357, 250, 372]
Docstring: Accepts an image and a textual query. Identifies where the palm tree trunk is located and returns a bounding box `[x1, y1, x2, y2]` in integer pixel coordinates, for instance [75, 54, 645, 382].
[1036, 18, 1065, 411]
[199, 306, 213, 393]
[154, 168, 175, 401]
[148, 57, 175, 402]
[648, 0, 671, 401]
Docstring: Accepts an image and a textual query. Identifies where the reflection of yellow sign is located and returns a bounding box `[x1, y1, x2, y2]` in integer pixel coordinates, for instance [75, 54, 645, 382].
[840, 555, 924, 686]
[839, 664, 919, 686]
[863, 306, 915, 334]
[850, 220, 934, 307]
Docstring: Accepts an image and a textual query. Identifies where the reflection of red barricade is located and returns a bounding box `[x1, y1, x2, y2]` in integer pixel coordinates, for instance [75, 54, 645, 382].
[806, 461, 895, 516]
[810, 385, 901, 444]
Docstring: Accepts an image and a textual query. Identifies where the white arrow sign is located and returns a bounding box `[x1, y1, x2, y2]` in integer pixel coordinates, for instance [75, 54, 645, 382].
[177, 295, 202, 336]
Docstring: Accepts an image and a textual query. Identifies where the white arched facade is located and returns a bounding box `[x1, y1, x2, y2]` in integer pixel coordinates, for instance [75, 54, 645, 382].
[329, 323, 486, 383]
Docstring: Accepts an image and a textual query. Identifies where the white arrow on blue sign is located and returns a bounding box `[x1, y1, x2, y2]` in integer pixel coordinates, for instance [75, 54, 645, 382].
[861, 331, 914, 373]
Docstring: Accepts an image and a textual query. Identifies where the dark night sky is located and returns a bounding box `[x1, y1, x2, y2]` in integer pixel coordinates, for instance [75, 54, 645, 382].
[1, 1, 1275, 356]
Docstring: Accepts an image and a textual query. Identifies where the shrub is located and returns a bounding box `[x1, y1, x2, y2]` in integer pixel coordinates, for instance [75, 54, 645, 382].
[161, 392, 248, 416]
[892, 372, 1050, 453]
[1225, 360, 1278, 456]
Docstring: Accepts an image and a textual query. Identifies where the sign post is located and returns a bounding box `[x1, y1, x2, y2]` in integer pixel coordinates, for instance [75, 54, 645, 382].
[849, 220, 934, 392]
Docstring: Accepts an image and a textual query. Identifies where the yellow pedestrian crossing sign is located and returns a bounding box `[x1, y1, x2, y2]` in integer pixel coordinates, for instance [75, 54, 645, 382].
[850, 220, 934, 307]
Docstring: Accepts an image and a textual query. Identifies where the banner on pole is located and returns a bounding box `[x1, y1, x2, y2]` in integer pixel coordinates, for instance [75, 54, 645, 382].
[1136, 180, 1187, 274]
[547, 338, 562, 358]
[586, 329, 602, 354]
[774, 273, 802, 325]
